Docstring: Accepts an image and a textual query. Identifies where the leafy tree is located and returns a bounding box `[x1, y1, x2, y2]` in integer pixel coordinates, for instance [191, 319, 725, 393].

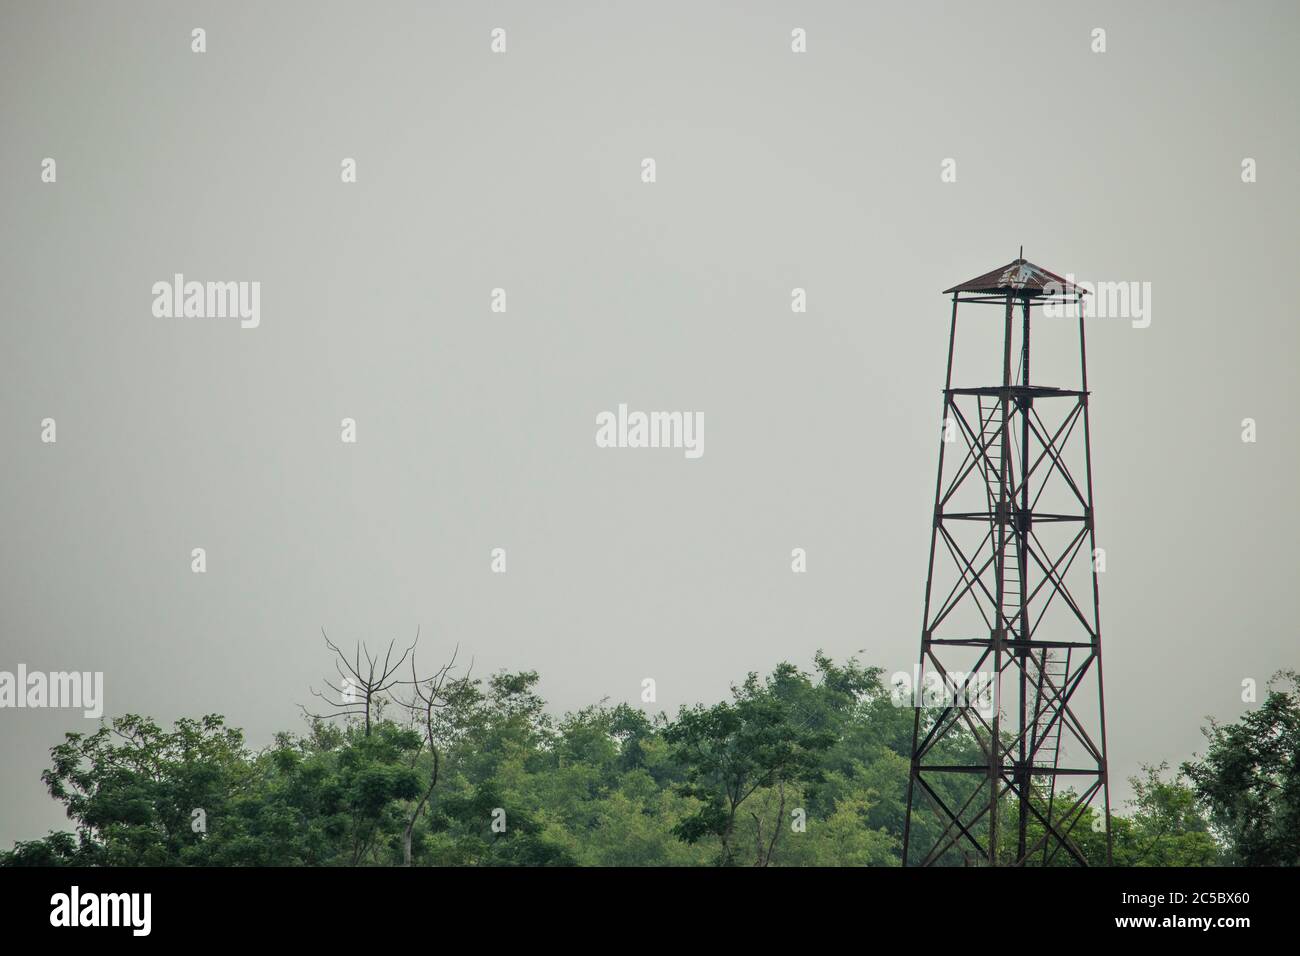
[1, 829, 96, 867]
[1183, 671, 1300, 865]
[4, 714, 249, 866]
[1109, 764, 1221, 866]
[772, 777, 898, 866]
[665, 662, 837, 865]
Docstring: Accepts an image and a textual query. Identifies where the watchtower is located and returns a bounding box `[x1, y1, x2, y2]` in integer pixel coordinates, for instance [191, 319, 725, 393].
[901, 254, 1113, 866]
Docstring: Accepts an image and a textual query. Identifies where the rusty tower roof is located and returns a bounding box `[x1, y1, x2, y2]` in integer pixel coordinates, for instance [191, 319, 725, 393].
[943, 257, 1086, 297]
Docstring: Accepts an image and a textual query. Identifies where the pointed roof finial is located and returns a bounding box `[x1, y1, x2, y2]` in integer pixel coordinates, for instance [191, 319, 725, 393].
[1019, 244, 1024, 261]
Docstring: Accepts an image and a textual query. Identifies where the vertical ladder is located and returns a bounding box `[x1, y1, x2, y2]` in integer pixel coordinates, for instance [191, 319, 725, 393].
[1030, 646, 1070, 865]
[977, 395, 1020, 635]
[1029, 649, 1068, 768]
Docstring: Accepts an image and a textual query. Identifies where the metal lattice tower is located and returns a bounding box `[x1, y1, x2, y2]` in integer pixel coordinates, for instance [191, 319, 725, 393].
[901, 255, 1113, 867]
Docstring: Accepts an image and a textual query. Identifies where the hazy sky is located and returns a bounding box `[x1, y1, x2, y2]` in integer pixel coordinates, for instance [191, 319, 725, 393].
[2, 0, 1298, 846]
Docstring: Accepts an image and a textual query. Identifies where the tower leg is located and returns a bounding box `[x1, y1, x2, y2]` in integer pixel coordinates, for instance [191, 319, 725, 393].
[904, 296, 959, 867]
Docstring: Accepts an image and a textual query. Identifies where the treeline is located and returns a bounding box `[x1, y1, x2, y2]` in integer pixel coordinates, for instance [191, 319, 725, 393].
[3, 648, 1296, 867]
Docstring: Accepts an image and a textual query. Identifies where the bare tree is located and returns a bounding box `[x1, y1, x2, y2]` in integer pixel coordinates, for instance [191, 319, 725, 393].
[302, 628, 417, 737]
[395, 646, 466, 867]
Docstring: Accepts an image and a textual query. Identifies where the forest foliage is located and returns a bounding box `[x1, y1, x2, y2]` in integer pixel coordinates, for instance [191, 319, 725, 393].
[4, 648, 1295, 867]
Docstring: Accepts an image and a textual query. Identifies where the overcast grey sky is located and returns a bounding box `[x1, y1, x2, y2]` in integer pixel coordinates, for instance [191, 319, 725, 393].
[2, 0, 1298, 846]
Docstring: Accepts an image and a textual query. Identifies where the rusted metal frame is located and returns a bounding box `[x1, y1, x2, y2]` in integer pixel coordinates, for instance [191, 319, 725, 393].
[939, 439, 996, 516]
[998, 655, 1080, 763]
[937, 417, 988, 507]
[991, 401, 1030, 510]
[934, 526, 1001, 632]
[915, 683, 982, 759]
[931, 527, 996, 628]
[919, 774, 1016, 866]
[928, 544, 994, 634]
[928, 644, 997, 719]
[920, 781, 1010, 867]
[1024, 650, 1076, 764]
[921, 647, 997, 758]
[1039, 647, 1065, 866]
[930, 532, 996, 632]
[940, 396, 1001, 507]
[915, 705, 971, 763]
[952, 296, 1085, 308]
[1015, 652, 1096, 764]
[1022, 401, 1084, 511]
[1035, 655, 1107, 768]
[1026, 409, 1085, 515]
[931, 525, 998, 631]
[1026, 527, 1095, 636]
[915, 704, 987, 767]
[1029, 645, 1048, 750]
[986, 292, 1016, 865]
[940, 764, 1100, 777]
[930, 637, 1093, 649]
[949, 385, 1084, 398]
[1018, 401, 1083, 515]
[952, 294, 1085, 306]
[1022, 523, 1090, 637]
[937, 396, 1005, 521]
[916, 775, 996, 865]
[1042, 796, 1104, 868]
[939, 396, 1008, 522]
[908, 271, 1107, 867]
[928, 572, 993, 636]
[1025, 528, 1087, 642]
[1039, 779, 1104, 866]
[1009, 358, 1027, 859]
[975, 394, 1008, 494]
[1055, 703, 1105, 771]
[1078, 311, 1114, 865]
[1040, 644, 1074, 859]
[1026, 525, 1094, 635]
[1016, 293, 1034, 862]
[1018, 778, 1102, 866]
[904, 294, 962, 868]
[1025, 403, 1088, 509]
[981, 396, 1002, 523]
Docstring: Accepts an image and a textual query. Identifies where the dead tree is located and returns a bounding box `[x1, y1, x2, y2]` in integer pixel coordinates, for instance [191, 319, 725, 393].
[396, 646, 466, 867]
[303, 629, 416, 737]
